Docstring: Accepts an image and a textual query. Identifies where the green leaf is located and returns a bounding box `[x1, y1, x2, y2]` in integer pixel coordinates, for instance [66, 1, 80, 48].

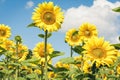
[26, 73, 37, 79]
[38, 34, 44, 38]
[0, 62, 5, 66]
[0, 46, 6, 55]
[47, 33, 52, 38]
[18, 77, 26, 80]
[112, 7, 120, 12]
[9, 62, 21, 67]
[72, 45, 84, 54]
[59, 57, 75, 64]
[27, 23, 36, 27]
[50, 51, 64, 58]
[21, 57, 40, 64]
[111, 43, 120, 49]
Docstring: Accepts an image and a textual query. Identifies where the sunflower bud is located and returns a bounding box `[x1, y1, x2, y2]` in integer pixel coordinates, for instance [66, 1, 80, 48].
[15, 35, 22, 43]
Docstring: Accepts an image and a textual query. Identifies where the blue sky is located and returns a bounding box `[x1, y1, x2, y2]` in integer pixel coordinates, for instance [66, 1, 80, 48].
[0, 0, 120, 63]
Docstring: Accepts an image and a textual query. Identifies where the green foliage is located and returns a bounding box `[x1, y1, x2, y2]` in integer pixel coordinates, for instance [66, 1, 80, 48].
[38, 34, 45, 38]
[59, 57, 75, 64]
[27, 23, 36, 27]
[112, 7, 120, 12]
[0, 46, 6, 55]
[49, 51, 64, 58]
[72, 45, 84, 54]
[111, 43, 120, 49]
[38, 33, 52, 38]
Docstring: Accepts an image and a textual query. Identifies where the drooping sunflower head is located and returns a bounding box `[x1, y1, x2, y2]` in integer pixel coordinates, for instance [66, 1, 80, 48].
[33, 42, 54, 58]
[65, 28, 82, 46]
[83, 37, 117, 66]
[79, 23, 98, 41]
[32, 2, 64, 32]
[0, 24, 11, 39]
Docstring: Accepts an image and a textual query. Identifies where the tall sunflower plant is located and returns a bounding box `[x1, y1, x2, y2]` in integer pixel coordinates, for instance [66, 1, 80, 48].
[0, 1, 120, 80]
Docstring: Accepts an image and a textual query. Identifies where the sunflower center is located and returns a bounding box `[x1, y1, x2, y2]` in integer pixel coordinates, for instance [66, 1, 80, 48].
[85, 30, 90, 36]
[39, 49, 45, 57]
[92, 48, 105, 58]
[71, 35, 79, 41]
[42, 11, 56, 25]
[0, 30, 6, 36]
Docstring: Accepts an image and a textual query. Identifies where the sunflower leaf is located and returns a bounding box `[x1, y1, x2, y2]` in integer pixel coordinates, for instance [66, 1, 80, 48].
[59, 57, 75, 64]
[26, 73, 38, 79]
[111, 43, 120, 49]
[27, 23, 36, 27]
[50, 51, 64, 58]
[47, 33, 52, 38]
[72, 45, 84, 54]
[0, 46, 6, 56]
[38, 34, 45, 38]
[112, 6, 120, 12]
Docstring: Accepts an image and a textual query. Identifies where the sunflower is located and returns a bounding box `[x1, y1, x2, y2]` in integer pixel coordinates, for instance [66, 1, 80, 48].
[117, 64, 120, 74]
[48, 72, 56, 79]
[32, 2, 64, 32]
[33, 42, 54, 58]
[65, 28, 82, 46]
[0, 24, 11, 39]
[55, 62, 70, 69]
[79, 23, 98, 41]
[12, 44, 28, 61]
[33, 42, 54, 65]
[1, 39, 15, 50]
[83, 37, 117, 66]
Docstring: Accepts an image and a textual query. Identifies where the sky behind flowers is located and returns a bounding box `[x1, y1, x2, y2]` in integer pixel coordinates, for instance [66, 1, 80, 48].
[0, 0, 120, 63]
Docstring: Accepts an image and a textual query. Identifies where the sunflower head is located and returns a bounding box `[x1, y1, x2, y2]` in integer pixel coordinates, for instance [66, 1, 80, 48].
[65, 28, 82, 46]
[32, 2, 64, 32]
[1, 39, 15, 51]
[0, 24, 11, 39]
[48, 72, 56, 79]
[12, 44, 28, 61]
[33, 42, 54, 58]
[83, 37, 117, 66]
[79, 23, 98, 41]
[117, 64, 120, 74]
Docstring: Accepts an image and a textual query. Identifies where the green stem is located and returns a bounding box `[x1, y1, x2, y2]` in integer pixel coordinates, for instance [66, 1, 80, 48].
[70, 46, 73, 57]
[44, 30, 48, 80]
[15, 41, 19, 80]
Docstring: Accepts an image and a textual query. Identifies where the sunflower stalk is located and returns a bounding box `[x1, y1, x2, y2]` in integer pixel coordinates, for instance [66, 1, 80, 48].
[15, 41, 19, 80]
[44, 30, 48, 80]
[70, 46, 73, 57]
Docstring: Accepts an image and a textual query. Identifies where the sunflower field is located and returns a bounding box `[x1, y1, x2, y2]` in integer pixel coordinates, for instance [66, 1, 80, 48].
[0, 1, 120, 80]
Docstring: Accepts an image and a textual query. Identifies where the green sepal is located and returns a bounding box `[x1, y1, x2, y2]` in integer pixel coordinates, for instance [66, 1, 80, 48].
[72, 30, 78, 36]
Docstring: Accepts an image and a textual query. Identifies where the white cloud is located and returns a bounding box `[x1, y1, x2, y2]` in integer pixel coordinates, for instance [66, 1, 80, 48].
[61, 0, 120, 43]
[25, 1, 34, 9]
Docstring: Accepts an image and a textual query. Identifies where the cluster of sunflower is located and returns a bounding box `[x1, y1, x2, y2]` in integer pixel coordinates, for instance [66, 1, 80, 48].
[64, 22, 120, 80]
[0, 1, 120, 80]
